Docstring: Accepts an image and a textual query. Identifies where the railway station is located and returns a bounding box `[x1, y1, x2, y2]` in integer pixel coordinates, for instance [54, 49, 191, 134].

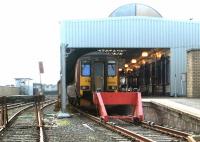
[0, 2, 200, 142]
[61, 3, 200, 98]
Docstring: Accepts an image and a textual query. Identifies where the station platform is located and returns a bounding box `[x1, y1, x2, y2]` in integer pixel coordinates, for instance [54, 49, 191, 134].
[142, 97, 200, 118]
[142, 97, 200, 135]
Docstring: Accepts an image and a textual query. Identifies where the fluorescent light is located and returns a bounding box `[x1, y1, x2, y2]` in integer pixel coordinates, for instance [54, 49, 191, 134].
[118, 68, 122, 71]
[142, 52, 148, 57]
[124, 64, 128, 68]
[156, 52, 162, 58]
[131, 59, 137, 63]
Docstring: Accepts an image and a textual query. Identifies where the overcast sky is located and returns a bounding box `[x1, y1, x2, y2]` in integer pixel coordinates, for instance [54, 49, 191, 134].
[0, 0, 200, 86]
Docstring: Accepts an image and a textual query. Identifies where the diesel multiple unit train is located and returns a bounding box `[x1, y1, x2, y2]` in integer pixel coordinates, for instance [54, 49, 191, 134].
[59, 51, 170, 106]
[66, 52, 118, 106]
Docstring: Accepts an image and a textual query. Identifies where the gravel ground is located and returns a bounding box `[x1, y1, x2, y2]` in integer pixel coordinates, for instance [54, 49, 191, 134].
[43, 105, 131, 142]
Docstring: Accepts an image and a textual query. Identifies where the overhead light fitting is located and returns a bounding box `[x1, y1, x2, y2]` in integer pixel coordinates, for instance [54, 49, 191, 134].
[131, 59, 137, 64]
[142, 52, 148, 57]
[124, 64, 128, 68]
[118, 68, 122, 71]
[156, 52, 162, 59]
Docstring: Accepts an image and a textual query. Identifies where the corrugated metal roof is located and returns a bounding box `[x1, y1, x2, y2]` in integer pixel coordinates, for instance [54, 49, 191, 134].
[60, 16, 200, 48]
[61, 16, 200, 96]
[187, 48, 200, 52]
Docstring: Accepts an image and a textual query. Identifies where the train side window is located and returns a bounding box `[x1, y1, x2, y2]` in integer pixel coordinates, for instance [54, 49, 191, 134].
[108, 64, 116, 76]
[81, 64, 91, 76]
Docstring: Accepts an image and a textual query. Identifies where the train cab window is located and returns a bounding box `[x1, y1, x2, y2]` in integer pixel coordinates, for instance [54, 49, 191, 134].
[81, 63, 91, 76]
[107, 61, 116, 76]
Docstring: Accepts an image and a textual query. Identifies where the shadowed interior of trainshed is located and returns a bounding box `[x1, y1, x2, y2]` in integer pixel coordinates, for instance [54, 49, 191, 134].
[65, 48, 170, 96]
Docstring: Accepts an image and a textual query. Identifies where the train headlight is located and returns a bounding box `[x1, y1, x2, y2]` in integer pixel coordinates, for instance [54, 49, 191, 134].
[108, 86, 117, 90]
[80, 86, 90, 90]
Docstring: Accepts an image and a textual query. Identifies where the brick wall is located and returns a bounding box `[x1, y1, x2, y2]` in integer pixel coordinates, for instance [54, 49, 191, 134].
[187, 49, 200, 97]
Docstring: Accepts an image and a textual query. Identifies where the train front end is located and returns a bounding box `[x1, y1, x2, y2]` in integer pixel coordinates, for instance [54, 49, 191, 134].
[77, 54, 118, 106]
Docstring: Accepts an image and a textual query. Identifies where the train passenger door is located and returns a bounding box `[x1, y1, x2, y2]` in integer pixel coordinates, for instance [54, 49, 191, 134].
[94, 62, 104, 91]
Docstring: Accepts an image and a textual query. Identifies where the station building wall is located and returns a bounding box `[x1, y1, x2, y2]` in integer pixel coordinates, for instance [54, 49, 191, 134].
[60, 16, 200, 97]
[0, 86, 20, 96]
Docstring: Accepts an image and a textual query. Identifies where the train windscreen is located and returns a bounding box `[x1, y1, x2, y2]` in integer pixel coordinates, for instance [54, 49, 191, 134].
[108, 63, 116, 76]
[81, 63, 91, 76]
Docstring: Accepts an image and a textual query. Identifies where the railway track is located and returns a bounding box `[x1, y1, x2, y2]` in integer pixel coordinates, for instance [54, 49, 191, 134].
[74, 107, 195, 142]
[42, 105, 132, 142]
[0, 99, 196, 142]
[0, 105, 39, 141]
[0, 100, 55, 142]
[6, 102, 35, 118]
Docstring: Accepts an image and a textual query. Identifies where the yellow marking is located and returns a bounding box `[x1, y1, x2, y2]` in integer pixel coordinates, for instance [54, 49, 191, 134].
[80, 76, 91, 83]
[80, 76, 91, 96]
[80, 76, 91, 86]
[107, 76, 118, 86]
[56, 119, 70, 126]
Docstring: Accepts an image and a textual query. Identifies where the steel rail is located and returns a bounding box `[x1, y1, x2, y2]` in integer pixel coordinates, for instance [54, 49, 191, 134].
[141, 121, 196, 142]
[40, 127, 44, 142]
[41, 101, 56, 110]
[0, 102, 34, 115]
[7, 102, 34, 110]
[39, 101, 56, 142]
[1, 99, 53, 112]
[73, 107, 154, 142]
[0, 104, 34, 132]
[0, 100, 55, 133]
[74, 106, 197, 142]
[122, 119, 196, 142]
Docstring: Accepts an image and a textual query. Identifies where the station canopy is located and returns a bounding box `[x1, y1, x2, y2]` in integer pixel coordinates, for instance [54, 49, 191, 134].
[65, 48, 165, 85]
[63, 3, 163, 84]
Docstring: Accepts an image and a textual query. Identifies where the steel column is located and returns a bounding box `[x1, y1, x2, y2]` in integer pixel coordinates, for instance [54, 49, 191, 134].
[61, 44, 66, 112]
[60, 44, 69, 112]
